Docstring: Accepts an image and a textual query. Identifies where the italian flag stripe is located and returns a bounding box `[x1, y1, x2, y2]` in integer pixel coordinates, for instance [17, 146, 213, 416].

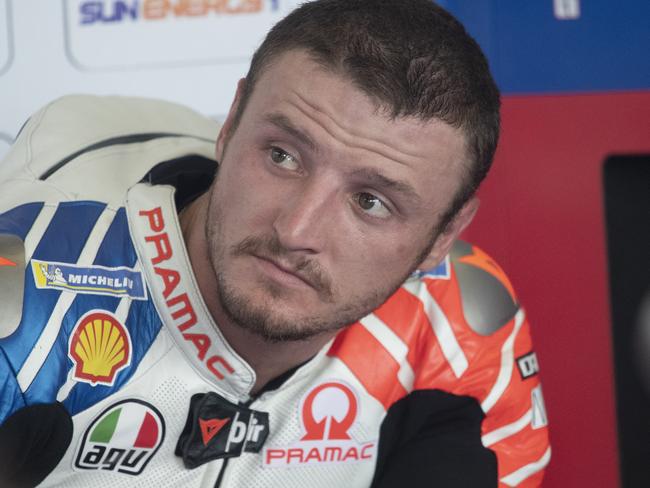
[90, 403, 159, 447]
[90, 408, 121, 443]
[134, 412, 159, 448]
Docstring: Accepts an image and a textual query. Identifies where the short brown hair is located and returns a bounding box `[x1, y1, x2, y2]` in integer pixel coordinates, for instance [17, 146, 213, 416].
[236, 0, 500, 231]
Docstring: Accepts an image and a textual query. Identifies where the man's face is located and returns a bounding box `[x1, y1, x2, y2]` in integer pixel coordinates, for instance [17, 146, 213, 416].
[206, 50, 470, 342]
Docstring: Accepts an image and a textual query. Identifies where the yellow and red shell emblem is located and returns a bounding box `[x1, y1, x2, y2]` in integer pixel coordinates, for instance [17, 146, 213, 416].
[69, 310, 132, 386]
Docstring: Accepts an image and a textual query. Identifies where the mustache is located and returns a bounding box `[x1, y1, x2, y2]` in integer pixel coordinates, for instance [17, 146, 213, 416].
[232, 234, 333, 300]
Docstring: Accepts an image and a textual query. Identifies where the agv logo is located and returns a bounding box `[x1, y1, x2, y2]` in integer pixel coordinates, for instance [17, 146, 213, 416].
[75, 399, 165, 475]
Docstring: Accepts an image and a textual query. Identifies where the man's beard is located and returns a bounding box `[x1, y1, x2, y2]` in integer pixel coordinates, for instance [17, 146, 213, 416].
[210, 232, 396, 343]
[205, 196, 411, 344]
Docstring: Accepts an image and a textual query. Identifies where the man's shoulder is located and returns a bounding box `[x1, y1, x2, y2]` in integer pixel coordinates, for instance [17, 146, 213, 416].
[0, 95, 220, 209]
[446, 239, 519, 336]
[392, 239, 519, 339]
[353, 239, 524, 389]
[328, 240, 524, 397]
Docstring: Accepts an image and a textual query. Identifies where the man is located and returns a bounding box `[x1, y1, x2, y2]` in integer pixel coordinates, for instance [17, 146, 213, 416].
[0, 0, 549, 486]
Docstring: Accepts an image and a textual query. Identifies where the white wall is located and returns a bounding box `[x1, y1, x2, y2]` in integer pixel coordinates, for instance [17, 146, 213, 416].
[0, 0, 302, 159]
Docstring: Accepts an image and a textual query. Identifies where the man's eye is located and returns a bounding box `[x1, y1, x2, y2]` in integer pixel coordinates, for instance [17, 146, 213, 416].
[355, 192, 391, 218]
[270, 147, 299, 170]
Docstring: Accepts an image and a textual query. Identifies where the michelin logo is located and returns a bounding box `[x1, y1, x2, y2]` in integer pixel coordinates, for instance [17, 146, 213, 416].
[32, 260, 146, 299]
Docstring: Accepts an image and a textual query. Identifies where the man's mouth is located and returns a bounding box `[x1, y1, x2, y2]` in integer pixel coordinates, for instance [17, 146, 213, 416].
[231, 235, 333, 300]
[253, 254, 317, 290]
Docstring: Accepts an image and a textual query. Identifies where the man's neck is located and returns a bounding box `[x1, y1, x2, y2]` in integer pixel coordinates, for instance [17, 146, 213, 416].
[179, 193, 336, 395]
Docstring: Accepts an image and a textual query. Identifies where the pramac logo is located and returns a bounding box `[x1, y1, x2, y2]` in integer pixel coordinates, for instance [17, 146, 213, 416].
[301, 382, 358, 441]
[264, 381, 377, 468]
[69, 310, 132, 386]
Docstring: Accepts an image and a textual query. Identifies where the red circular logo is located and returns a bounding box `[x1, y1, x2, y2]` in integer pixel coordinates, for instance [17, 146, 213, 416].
[300, 381, 358, 441]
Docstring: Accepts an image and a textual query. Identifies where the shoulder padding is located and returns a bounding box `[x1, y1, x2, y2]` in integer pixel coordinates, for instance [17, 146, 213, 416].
[0, 95, 220, 207]
[449, 240, 519, 336]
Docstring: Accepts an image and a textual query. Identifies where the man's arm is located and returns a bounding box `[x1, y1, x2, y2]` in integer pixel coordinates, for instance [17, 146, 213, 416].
[372, 390, 497, 487]
[0, 346, 73, 487]
[0, 403, 73, 488]
[370, 241, 550, 487]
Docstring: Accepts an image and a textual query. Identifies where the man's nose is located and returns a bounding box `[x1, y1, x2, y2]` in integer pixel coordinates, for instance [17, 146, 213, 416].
[272, 180, 336, 253]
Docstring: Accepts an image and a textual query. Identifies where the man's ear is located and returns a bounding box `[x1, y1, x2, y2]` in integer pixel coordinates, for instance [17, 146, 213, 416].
[418, 196, 480, 270]
[216, 78, 247, 162]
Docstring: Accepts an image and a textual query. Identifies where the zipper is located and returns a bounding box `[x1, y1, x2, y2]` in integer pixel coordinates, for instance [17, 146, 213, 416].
[39, 132, 214, 180]
[211, 351, 309, 486]
[213, 458, 230, 488]
[212, 397, 255, 488]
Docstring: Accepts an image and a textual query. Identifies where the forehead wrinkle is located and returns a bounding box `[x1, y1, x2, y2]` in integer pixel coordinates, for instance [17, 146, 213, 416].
[293, 92, 425, 166]
[263, 112, 317, 152]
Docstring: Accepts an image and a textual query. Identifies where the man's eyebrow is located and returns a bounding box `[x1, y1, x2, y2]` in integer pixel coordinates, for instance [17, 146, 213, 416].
[263, 113, 316, 151]
[351, 168, 422, 205]
[263, 113, 420, 204]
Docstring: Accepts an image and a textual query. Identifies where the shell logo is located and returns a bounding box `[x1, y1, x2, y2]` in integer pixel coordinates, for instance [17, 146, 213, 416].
[69, 310, 132, 386]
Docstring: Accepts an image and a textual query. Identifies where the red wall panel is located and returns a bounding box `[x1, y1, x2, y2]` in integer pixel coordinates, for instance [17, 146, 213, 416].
[464, 92, 650, 487]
